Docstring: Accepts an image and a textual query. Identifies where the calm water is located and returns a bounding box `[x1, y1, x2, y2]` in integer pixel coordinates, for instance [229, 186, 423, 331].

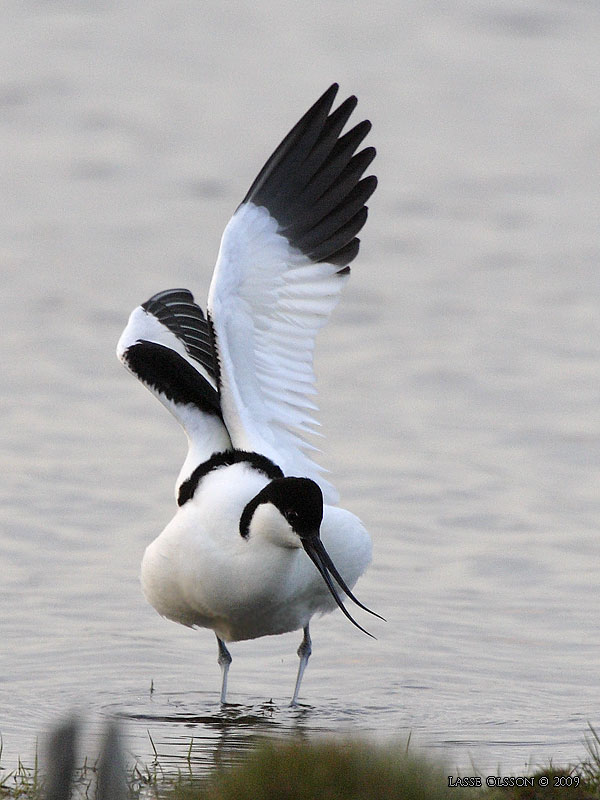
[1, 0, 599, 779]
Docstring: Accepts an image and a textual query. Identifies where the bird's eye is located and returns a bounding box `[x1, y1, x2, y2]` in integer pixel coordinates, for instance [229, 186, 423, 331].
[287, 510, 299, 523]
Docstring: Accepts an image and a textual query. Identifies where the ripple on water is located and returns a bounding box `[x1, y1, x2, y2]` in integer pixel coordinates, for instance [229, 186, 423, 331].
[90, 689, 414, 776]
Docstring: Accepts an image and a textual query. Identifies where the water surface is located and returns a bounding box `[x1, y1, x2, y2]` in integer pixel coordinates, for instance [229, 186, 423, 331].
[1, 0, 599, 778]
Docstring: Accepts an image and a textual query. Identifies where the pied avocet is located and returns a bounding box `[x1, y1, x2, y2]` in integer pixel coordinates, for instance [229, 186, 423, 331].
[117, 84, 381, 705]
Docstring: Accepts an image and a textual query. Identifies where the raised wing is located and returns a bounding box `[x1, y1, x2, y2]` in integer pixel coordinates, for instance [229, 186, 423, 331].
[117, 289, 232, 493]
[207, 84, 377, 503]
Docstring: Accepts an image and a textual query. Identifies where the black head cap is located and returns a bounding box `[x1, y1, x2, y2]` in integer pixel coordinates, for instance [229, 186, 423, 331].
[240, 477, 323, 540]
[264, 477, 323, 536]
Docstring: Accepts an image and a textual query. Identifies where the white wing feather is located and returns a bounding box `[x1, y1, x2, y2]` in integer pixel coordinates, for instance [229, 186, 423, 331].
[117, 295, 232, 495]
[207, 84, 376, 504]
[209, 203, 348, 500]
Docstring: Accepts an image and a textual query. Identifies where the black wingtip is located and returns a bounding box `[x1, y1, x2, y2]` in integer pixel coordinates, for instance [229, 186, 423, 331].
[240, 85, 376, 269]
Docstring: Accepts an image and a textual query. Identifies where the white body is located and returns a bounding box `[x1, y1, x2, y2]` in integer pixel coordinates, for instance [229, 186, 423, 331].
[141, 462, 372, 642]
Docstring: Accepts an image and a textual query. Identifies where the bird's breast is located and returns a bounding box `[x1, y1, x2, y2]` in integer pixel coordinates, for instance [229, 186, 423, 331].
[140, 473, 372, 642]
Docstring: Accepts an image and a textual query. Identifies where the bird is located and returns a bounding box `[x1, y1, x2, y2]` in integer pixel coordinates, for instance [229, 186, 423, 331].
[116, 83, 382, 706]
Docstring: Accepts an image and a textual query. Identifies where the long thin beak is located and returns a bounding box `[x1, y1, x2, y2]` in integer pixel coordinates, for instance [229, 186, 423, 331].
[301, 534, 385, 638]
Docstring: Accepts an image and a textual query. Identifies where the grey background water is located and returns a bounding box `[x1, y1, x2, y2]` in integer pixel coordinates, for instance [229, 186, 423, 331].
[1, 0, 599, 779]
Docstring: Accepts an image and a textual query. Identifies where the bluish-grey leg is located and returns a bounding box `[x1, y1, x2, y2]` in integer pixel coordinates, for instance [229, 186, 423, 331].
[290, 625, 311, 706]
[216, 636, 232, 705]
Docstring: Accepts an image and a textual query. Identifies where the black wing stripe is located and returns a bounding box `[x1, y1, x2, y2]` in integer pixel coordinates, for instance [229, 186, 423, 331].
[123, 341, 221, 417]
[241, 83, 377, 269]
[141, 288, 218, 381]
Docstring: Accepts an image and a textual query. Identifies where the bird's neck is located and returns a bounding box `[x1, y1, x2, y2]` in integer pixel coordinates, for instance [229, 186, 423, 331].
[175, 419, 231, 498]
